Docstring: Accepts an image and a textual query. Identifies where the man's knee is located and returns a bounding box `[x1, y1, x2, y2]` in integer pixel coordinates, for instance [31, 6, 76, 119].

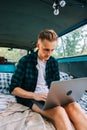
[53, 106, 67, 118]
[43, 106, 66, 119]
[55, 106, 66, 113]
[66, 102, 80, 113]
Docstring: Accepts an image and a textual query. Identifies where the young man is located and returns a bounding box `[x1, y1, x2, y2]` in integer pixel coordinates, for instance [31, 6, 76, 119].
[10, 29, 87, 130]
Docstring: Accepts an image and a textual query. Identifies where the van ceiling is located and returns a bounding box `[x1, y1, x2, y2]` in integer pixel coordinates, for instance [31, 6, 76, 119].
[0, 0, 87, 50]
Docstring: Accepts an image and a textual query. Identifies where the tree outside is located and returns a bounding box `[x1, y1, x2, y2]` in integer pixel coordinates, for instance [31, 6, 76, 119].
[53, 24, 87, 58]
[0, 48, 27, 63]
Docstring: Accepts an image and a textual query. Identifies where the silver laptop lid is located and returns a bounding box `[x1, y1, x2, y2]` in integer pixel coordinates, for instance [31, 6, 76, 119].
[43, 77, 87, 110]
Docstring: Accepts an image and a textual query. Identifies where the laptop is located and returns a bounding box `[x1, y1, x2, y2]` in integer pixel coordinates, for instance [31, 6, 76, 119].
[43, 77, 87, 110]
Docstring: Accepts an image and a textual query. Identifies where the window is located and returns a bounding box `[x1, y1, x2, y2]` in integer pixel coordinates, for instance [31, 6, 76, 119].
[53, 24, 87, 58]
[0, 47, 27, 63]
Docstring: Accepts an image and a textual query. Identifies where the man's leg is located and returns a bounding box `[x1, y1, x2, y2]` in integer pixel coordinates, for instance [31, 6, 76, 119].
[32, 104, 75, 130]
[65, 102, 87, 130]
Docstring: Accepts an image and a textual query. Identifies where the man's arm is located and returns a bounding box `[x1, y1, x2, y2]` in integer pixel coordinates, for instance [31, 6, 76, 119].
[12, 87, 34, 98]
[12, 87, 47, 102]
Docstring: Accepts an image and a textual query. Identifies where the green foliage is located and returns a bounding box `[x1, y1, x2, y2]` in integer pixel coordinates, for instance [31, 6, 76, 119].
[63, 31, 80, 56]
[53, 24, 87, 58]
[0, 48, 27, 62]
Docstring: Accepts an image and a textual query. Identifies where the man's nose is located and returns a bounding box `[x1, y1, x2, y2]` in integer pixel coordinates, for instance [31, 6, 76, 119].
[47, 50, 52, 55]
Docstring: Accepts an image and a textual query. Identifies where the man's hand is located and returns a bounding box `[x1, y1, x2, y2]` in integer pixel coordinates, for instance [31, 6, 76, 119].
[33, 93, 48, 102]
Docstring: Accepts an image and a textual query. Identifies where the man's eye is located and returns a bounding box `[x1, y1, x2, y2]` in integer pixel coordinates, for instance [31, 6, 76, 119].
[44, 49, 50, 51]
[43, 49, 54, 52]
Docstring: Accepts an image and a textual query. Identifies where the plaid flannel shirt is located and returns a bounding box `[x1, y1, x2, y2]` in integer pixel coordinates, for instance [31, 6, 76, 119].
[10, 51, 60, 108]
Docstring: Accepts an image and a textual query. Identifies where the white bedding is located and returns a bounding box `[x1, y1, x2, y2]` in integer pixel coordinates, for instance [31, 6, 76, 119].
[0, 92, 87, 130]
[0, 93, 16, 112]
[0, 100, 55, 130]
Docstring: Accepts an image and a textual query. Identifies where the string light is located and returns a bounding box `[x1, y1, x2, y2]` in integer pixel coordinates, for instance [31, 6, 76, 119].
[52, 0, 66, 15]
[59, 0, 66, 7]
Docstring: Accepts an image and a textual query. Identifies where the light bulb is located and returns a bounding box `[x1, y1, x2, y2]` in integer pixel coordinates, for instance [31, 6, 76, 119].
[52, 2, 57, 9]
[54, 8, 59, 15]
[59, 0, 66, 7]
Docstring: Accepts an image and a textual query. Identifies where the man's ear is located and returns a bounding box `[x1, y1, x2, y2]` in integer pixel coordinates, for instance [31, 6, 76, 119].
[36, 43, 39, 50]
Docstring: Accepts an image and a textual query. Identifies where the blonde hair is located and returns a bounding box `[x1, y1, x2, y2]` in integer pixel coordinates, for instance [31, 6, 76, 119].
[38, 29, 58, 41]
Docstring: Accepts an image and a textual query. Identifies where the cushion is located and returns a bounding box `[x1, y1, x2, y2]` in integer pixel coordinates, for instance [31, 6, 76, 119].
[59, 71, 73, 81]
[78, 91, 87, 114]
[0, 73, 13, 94]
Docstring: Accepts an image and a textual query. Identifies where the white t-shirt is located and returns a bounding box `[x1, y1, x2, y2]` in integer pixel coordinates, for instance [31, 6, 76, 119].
[34, 58, 49, 94]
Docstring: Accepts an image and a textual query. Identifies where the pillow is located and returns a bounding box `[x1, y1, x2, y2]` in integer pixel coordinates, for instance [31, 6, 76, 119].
[78, 91, 87, 114]
[0, 73, 13, 94]
[59, 71, 73, 81]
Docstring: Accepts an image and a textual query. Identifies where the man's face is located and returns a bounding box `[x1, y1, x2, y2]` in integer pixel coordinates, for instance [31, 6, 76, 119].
[37, 39, 56, 62]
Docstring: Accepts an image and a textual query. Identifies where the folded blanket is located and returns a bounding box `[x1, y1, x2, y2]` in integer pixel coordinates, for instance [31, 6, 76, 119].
[0, 102, 55, 130]
[1, 92, 87, 130]
[0, 93, 16, 112]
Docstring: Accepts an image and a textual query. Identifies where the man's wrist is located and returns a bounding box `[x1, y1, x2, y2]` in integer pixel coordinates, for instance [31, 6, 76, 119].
[30, 92, 35, 99]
